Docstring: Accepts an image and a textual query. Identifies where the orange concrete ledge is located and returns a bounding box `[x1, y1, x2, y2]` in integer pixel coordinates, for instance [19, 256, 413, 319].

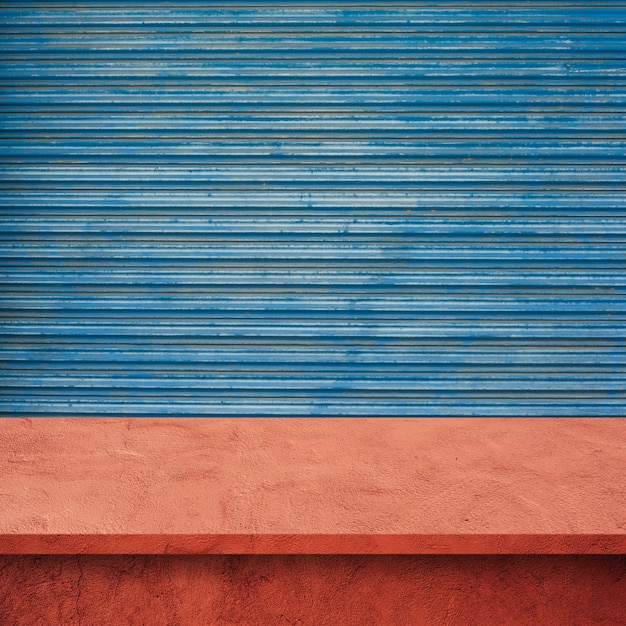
[1, 418, 624, 555]
[2, 533, 624, 555]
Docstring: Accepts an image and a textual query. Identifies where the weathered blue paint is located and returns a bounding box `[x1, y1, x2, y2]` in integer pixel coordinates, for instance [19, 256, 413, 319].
[0, 2, 624, 416]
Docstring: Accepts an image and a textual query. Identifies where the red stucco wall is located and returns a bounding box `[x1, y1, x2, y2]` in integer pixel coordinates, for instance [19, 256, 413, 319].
[2, 554, 625, 625]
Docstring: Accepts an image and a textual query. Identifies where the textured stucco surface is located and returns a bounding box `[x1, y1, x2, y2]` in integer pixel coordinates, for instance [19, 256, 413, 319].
[1, 554, 625, 625]
[1, 419, 624, 621]
[1, 418, 624, 542]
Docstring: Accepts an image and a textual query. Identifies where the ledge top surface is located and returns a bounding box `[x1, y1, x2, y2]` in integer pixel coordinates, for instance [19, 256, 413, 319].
[1, 418, 624, 553]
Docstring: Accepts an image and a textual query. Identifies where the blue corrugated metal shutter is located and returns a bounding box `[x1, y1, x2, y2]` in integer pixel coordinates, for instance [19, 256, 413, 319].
[1, 2, 625, 416]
